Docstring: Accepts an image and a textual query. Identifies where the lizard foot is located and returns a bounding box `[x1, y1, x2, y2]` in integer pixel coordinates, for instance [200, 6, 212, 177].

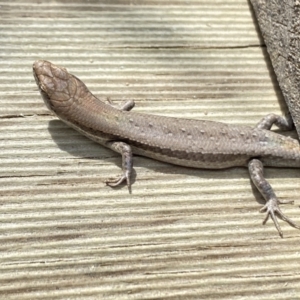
[105, 170, 131, 192]
[260, 198, 300, 237]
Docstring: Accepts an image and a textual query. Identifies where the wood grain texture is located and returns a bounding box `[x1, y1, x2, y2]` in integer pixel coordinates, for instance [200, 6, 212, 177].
[1, 0, 300, 299]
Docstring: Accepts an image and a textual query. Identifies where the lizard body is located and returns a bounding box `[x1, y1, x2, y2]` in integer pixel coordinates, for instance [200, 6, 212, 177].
[33, 60, 300, 237]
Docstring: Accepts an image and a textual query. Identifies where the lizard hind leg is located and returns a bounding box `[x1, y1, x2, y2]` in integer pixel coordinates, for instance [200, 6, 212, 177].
[255, 113, 294, 130]
[248, 158, 300, 237]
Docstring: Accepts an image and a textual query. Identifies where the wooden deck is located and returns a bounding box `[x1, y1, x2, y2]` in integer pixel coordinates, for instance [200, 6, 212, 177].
[1, 1, 300, 299]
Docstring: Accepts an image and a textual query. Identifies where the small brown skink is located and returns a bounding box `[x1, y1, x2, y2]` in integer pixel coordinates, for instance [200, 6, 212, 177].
[33, 60, 300, 237]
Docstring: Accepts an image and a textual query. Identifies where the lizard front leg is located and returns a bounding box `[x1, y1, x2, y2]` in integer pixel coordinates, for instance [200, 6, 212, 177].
[105, 141, 133, 191]
[248, 158, 300, 237]
[106, 97, 135, 111]
[103, 98, 134, 191]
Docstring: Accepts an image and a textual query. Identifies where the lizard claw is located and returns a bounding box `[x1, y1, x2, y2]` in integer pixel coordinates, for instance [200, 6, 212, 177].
[105, 175, 126, 187]
[105, 170, 131, 192]
[260, 198, 300, 237]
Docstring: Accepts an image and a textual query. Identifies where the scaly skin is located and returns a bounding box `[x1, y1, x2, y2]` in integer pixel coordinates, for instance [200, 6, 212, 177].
[33, 60, 300, 237]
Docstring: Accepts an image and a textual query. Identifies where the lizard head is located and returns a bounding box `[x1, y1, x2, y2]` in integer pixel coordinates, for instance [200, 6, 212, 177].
[33, 60, 74, 114]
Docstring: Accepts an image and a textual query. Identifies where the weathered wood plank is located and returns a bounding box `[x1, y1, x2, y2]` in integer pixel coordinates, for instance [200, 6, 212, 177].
[0, 1, 299, 299]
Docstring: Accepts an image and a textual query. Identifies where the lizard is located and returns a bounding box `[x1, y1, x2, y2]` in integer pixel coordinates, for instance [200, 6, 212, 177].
[33, 59, 300, 237]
